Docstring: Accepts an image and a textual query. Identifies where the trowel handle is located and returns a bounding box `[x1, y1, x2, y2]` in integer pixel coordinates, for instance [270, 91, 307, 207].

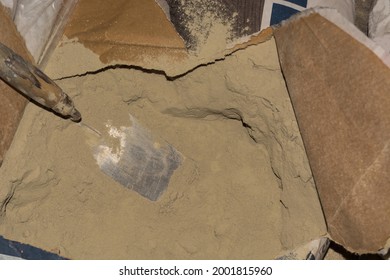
[0, 42, 81, 122]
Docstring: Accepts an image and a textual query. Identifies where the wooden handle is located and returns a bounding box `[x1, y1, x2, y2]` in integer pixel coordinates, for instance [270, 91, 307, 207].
[0, 42, 81, 121]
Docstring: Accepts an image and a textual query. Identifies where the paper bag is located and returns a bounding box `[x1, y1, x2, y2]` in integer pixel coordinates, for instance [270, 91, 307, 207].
[273, 9, 390, 253]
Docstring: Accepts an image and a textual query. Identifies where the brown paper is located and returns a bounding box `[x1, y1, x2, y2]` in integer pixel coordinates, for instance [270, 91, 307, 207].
[64, 0, 187, 64]
[273, 11, 390, 253]
[0, 5, 33, 166]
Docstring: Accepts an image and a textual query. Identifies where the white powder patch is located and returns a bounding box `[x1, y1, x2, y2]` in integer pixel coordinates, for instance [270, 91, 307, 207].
[94, 123, 127, 166]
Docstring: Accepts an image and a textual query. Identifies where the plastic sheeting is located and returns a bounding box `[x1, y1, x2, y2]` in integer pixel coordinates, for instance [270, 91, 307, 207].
[369, 0, 390, 53]
[0, 0, 77, 65]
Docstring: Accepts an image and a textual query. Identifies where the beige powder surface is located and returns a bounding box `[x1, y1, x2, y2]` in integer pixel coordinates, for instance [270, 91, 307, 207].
[0, 37, 326, 259]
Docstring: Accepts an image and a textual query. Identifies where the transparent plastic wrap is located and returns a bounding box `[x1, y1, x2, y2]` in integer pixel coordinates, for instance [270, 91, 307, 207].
[0, 0, 78, 65]
[369, 0, 390, 53]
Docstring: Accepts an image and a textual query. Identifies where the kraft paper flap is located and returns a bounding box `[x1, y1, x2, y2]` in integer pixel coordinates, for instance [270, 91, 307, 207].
[64, 0, 187, 64]
[0, 5, 33, 166]
[273, 10, 390, 253]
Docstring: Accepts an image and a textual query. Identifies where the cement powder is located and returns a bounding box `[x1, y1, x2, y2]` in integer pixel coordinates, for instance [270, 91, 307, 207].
[0, 36, 326, 259]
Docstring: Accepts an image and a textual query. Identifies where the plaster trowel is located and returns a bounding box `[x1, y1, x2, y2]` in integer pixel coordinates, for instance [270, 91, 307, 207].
[84, 116, 182, 201]
[0, 42, 182, 201]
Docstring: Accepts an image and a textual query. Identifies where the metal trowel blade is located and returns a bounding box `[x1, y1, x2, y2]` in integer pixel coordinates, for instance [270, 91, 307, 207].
[84, 115, 182, 201]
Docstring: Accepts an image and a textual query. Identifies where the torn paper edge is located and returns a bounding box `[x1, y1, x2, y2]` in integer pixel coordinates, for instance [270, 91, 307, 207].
[274, 7, 390, 68]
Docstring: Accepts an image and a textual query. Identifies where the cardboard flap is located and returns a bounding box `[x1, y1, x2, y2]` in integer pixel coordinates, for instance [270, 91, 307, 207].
[273, 10, 390, 253]
[0, 5, 32, 166]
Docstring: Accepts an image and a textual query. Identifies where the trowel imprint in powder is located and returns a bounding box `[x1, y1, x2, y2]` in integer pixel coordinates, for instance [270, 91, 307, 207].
[93, 115, 182, 201]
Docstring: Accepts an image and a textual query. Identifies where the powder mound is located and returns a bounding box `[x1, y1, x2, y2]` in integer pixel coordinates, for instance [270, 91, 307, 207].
[0, 38, 326, 259]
